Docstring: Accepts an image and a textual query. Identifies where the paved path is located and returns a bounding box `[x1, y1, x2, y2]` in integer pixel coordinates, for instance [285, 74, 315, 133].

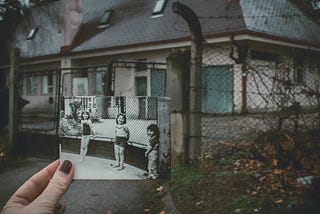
[0, 157, 156, 214]
[60, 152, 147, 179]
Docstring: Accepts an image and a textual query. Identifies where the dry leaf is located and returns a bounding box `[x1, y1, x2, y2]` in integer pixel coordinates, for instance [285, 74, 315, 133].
[259, 176, 266, 182]
[156, 186, 164, 193]
[234, 208, 241, 213]
[272, 159, 278, 167]
[251, 191, 258, 196]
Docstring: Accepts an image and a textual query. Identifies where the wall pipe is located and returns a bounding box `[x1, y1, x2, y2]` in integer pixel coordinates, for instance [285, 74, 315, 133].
[172, 2, 203, 164]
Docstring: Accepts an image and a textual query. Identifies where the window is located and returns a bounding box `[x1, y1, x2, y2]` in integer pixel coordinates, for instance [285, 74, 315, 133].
[26, 76, 39, 95]
[251, 50, 279, 62]
[96, 67, 107, 93]
[27, 27, 38, 40]
[294, 58, 305, 85]
[98, 10, 113, 29]
[42, 73, 53, 94]
[152, 0, 168, 16]
[135, 77, 147, 96]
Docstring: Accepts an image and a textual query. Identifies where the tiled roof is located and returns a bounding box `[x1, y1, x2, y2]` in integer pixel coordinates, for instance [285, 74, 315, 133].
[13, 2, 61, 58]
[11, 0, 320, 59]
[241, 0, 320, 45]
[72, 0, 246, 52]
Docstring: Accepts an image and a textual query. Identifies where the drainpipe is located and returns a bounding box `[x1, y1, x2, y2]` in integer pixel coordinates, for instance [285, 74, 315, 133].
[241, 63, 248, 114]
[229, 35, 248, 114]
[172, 2, 203, 165]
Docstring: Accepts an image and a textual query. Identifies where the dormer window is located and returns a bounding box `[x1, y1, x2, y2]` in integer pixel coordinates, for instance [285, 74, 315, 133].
[98, 10, 113, 29]
[26, 27, 38, 40]
[152, 0, 168, 16]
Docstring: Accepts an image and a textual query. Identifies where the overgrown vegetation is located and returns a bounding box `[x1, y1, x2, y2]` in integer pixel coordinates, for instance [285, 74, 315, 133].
[167, 131, 320, 214]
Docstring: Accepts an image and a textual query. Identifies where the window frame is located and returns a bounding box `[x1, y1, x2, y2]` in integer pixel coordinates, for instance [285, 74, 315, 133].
[293, 57, 306, 85]
[152, 0, 168, 16]
[97, 9, 114, 29]
[42, 73, 53, 95]
[26, 76, 39, 96]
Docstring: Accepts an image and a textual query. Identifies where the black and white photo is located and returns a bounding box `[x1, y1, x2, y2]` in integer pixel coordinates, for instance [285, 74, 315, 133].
[59, 96, 171, 180]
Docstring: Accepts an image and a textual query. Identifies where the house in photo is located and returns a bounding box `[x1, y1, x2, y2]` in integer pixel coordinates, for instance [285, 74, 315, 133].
[1, 0, 320, 162]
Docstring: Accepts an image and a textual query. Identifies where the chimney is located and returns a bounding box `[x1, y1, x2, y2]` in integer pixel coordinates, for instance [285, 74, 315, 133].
[60, 0, 83, 53]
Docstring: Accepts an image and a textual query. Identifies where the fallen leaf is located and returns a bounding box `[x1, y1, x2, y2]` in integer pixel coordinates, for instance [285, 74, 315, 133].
[275, 199, 284, 204]
[156, 186, 164, 193]
[272, 159, 278, 167]
[234, 208, 241, 213]
[195, 201, 203, 206]
[251, 191, 258, 196]
[259, 176, 266, 182]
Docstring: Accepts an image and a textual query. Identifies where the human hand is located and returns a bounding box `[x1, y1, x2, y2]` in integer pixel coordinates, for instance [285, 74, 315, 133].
[1, 159, 74, 214]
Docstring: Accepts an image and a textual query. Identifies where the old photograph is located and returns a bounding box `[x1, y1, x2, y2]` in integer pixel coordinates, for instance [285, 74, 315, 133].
[59, 96, 171, 180]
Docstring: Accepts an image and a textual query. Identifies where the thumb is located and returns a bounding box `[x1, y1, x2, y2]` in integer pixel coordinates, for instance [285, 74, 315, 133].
[36, 160, 74, 205]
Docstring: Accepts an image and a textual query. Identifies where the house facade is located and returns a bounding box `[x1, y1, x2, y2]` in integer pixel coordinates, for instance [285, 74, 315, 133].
[1, 0, 320, 161]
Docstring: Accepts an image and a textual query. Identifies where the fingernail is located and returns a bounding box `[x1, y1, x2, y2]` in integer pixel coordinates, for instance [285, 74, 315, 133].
[59, 160, 72, 174]
[55, 203, 61, 210]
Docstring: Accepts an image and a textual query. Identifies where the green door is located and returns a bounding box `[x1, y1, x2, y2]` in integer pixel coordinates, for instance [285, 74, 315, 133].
[201, 65, 233, 113]
[151, 69, 166, 97]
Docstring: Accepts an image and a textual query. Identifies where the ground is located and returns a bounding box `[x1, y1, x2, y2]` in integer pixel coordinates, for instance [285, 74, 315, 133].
[1, 131, 320, 213]
[165, 137, 320, 214]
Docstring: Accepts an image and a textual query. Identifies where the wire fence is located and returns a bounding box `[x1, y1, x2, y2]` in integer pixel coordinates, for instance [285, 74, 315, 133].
[16, 52, 320, 153]
[201, 45, 320, 150]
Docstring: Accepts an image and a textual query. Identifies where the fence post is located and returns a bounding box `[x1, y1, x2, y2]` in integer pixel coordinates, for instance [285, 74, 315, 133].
[8, 48, 20, 155]
[167, 49, 190, 166]
[173, 2, 203, 165]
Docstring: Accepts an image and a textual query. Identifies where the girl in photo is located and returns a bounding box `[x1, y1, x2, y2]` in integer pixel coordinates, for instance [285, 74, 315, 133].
[145, 124, 160, 179]
[80, 111, 95, 162]
[112, 113, 130, 170]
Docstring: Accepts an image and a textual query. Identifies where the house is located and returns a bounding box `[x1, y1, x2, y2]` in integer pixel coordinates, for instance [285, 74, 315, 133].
[1, 0, 320, 161]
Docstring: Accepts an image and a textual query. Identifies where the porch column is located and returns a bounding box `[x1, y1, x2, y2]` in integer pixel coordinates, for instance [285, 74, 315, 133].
[61, 57, 72, 97]
[166, 49, 190, 166]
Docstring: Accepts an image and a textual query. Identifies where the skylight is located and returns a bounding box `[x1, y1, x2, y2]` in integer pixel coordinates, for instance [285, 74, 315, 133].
[152, 0, 168, 16]
[26, 27, 38, 40]
[98, 10, 113, 29]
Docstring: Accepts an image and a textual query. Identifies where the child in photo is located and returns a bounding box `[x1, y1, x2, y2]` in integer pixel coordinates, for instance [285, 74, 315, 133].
[80, 111, 95, 162]
[145, 124, 160, 179]
[112, 113, 130, 170]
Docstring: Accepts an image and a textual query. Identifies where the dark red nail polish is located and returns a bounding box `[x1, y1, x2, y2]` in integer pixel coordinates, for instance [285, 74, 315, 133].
[59, 160, 72, 174]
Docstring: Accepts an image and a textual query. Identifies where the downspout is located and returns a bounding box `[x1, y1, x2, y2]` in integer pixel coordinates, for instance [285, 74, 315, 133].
[229, 35, 248, 114]
[172, 2, 203, 164]
[241, 63, 248, 113]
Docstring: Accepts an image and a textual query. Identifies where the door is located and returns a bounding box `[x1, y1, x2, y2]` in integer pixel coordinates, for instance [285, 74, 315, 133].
[135, 77, 147, 119]
[201, 65, 233, 113]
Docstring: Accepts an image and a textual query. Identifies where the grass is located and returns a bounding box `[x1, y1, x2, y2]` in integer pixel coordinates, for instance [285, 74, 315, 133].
[166, 141, 320, 214]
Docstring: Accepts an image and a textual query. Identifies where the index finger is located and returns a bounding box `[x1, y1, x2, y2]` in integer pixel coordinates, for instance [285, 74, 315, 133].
[6, 160, 60, 206]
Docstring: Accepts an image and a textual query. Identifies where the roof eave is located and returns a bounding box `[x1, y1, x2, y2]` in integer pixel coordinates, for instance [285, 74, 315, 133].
[18, 30, 320, 64]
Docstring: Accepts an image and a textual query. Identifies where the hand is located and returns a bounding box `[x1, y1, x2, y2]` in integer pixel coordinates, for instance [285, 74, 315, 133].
[1, 160, 74, 214]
